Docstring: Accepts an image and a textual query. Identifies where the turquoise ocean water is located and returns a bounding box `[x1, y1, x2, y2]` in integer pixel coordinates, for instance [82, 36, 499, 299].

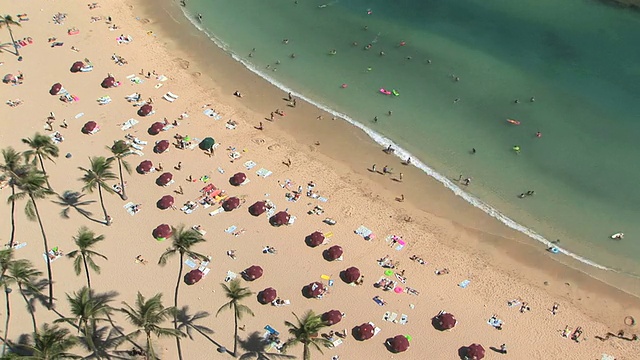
[181, 0, 640, 274]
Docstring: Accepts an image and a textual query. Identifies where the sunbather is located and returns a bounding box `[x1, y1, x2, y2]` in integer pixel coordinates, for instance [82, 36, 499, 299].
[435, 268, 449, 275]
[226, 250, 237, 260]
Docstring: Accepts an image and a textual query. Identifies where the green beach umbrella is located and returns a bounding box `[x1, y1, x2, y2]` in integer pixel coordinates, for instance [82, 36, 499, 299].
[199, 137, 215, 151]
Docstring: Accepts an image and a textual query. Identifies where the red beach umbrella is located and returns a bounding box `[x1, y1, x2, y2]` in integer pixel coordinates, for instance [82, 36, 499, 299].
[355, 323, 375, 340]
[321, 310, 343, 325]
[222, 197, 241, 212]
[156, 172, 173, 186]
[242, 265, 263, 281]
[149, 122, 164, 135]
[82, 121, 98, 134]
[435, 313, 457, 330]
[154, 140, 170, 154]
[153, 224, 172, 240]
[249, 201, 267, 216]
[101, 76, 115, 88]
[230, 172, 247, 186]
[138, 104, 153, 116]
[50, 83, 62, 95]
[184, 269, 204, 285]
[466, 344, 485, 360]
[306, 231, 325, 247]
[157, 195, 174, 210]
[270, 211, 290, 226]
[342, 267, 361, 284]
[258, 288, 277, 304]
[324, 245, 343, 261]
[387, 335, 410, 353]
[137, 160, 153, 174]
[305, 282, 325, 298]
[70, 61, 84, 73]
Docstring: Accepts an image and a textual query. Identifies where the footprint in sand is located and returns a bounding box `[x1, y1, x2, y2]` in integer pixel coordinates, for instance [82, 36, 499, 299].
[267, 143, 281, 151]
[342, 205, 354, 218]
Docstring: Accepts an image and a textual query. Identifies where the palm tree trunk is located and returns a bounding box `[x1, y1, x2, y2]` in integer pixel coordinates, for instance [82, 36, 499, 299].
[2, 286, 10, 356]
[82, 255, 92, 289]
[117, 159, 128, 200]
[31, 196, 54, 309]
[7, 26, 19, 57]
[37, 154, 51, 189]
[146, 332, 153, 360]
[97, 185, 110, 226]
[8, 184, 16, 247]
[174, 254, 184, 360]
[233, 304, 239, 357]
[303, 343, 310, 360]
[18, 284, 36, 333]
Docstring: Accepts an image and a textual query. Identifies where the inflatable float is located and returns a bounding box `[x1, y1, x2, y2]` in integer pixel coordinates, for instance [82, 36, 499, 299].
[611, 232, 624, 240]
[507, 119, 521, 125]
[379, 88, 392, 95]
[547, 246, 560, 254]
[392, 89, 400, 96]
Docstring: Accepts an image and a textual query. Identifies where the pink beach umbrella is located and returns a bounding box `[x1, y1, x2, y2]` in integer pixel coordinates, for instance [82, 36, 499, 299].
[49, 83, 62, 95]
[324, 245, 343, 261]
[156, 172, 173, 186]
[184, 269, 204, 285]
[157, 195, 174, 210]
[342, 267, 361, 284]
[387, 335, 410, 353]
[149, 122, 164, 135]
[152, 224, 172, 240]
[354, 323, 375, 341]
[222, 197, 241, 212]
[154, 140, 170, 154]
[138, 104, 153, 116]
[101, 76, 115, 88]
[137, 160, 153, 174]
[466, 344, 485, 360]
[321, 310, 343, 325]
[82, 121, 98, 134]
[258, 288, 277, 304]
[230, 172, 247, 186]
[242, 265, 263, 281]
[306, 231, 325, 248]
[70, 61, 84, 73]
[270, 211, 290, 226]
[249, 201, 267, 216]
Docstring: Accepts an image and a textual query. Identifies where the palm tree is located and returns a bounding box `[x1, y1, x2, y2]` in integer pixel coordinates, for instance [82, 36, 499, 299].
[0, 15, 21, 56]
[118, 292, 184, 360]
[0, 249, 14, 356]
[55, 287, 113, 354]
[52, 190, 101, 223]
[22, 134, 59, 189]
[78, 157, 118, 226]
[107, 140, 134, 200]
[217, 279, 254, 357]
[6, 258, 43, 333]
[282, 311, 331, 360]
[16, 323, 80, 359]
[10, 169, 55, 309]
[1, 147, 27, 247]
[66, 227, 107, 288]
[158, 225, 207, 360]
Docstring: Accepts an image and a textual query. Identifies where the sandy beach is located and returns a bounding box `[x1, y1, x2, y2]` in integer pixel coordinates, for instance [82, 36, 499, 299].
[0, 0, 639, 359]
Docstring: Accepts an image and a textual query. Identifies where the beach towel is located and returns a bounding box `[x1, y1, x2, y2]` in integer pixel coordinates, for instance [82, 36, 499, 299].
[225, 271, 237, 282]
[318, 196, 328, 202]
[244, 160, 257, 170]
[395, 239, 406, 251]
[321, 274, 331, 281]
[184, 258, 197, 269]
[330, 338, 343, 348]
[383, 311, 391, 321]
[203, 109, 222, 120]
[487, 316, 502, 328]
[256, 168, 272, 178]
[458, 280, 471, 289]
[6, 242, 27, 250]
[121, 118, 139, 131]
[75, 112, 84, 118]
[388, 312, 398, 322]
[264, 325, 279, 336]
[373, 297, 385, 306]
[399, 314, 408, 325]
[209, 207, 225, 216]
[154, 83, 163, 89]
[224, 225, 237, 234]
[355, 225, 373, 238]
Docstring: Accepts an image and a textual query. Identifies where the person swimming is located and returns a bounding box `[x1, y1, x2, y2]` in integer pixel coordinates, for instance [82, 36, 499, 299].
[197, 14, 202, 22]
[329, 49, 337, 55]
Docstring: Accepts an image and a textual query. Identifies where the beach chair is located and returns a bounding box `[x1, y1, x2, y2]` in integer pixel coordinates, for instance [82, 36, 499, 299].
[399, 314, 408, 325]
[330, 338, 343, 348]
[192, 225, 206, 236]
[244, 160, 257, 170]
[184, 258, 197, 269]
[287, 216, 297, 225]
[355, 225, 373, 239]
[264, 325, 279, 336]
[163, 92, 178, 102]
[224, 271, 237, 282]
[199, 267, 211, 276]
[383, 311, 391, 321]
[209, 207, 225, 216]
[388, 312, 398, 323]
[133, 137, 147, 145]
[458, 279, 471, 289]
[368, 322, 381, 337]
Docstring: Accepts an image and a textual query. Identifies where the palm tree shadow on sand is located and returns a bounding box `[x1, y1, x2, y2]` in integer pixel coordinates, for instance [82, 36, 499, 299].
[238, 331, 295, 360]
[52, 190, 104, 225]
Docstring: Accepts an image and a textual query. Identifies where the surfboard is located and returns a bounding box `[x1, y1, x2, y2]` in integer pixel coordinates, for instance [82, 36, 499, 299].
[507, 119, 521, 125]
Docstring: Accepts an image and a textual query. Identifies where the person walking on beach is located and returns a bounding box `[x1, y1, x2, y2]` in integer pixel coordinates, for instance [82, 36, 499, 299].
[292, 98, 297, 107]
[399, 173, 403, 181]
[551, 303, 559, 315]
[371, 164, 376, 172]
[499, 344, 507, 354]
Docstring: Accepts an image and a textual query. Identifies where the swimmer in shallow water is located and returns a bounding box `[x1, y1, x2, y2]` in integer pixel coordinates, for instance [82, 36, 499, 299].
[197, 14, 202, 22]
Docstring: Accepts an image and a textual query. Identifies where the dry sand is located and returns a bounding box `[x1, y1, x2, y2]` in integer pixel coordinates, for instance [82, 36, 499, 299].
[0, 0, 639, 359]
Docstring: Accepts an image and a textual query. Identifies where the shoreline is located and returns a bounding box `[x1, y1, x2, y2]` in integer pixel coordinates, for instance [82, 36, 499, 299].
[145, 1, 640, 298]
[1, 0, 638, 358]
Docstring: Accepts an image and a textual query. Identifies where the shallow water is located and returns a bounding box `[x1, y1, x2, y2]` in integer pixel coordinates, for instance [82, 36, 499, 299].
[184, 0, 640, 274]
